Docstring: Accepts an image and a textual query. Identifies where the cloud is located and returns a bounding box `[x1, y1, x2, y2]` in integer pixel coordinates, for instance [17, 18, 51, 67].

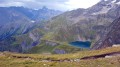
[0, 0, 100, 11]
[65, 0, 100, 9]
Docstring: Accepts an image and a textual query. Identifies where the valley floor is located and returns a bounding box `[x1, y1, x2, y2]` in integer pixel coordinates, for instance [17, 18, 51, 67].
[0, 46, 120, 67]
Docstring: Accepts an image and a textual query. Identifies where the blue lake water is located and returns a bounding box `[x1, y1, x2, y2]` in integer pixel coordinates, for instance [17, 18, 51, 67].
[69, 41, 91, 49]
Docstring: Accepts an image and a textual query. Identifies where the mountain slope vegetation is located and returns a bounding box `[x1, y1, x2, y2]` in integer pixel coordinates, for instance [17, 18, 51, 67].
[0, 46, 120, 67]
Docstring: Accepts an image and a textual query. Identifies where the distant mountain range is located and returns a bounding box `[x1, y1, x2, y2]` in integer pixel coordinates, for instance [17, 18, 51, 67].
[0, 6, 62, 52]
[0, 6, 62, 40]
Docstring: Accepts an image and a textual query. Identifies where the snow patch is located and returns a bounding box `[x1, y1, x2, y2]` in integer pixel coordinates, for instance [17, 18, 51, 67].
[92, 6, 111, 15]
[31, 20, 35, 23]
[116, 1, 120, 5]
[111, 0, 117, 3]
[104, 0, 108, 1]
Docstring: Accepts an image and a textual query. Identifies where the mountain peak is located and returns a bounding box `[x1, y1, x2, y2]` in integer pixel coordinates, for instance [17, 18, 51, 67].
[42, 6, 48, 10]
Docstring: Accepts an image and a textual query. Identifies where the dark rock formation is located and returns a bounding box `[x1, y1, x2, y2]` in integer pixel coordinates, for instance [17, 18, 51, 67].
[81, 51, 120, 60]
[92, 17, 120, 50]
[54, 49, 66, 54]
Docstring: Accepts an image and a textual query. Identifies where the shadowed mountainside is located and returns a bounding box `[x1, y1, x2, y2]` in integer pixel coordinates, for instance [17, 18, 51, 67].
[92, 17, 120, 49]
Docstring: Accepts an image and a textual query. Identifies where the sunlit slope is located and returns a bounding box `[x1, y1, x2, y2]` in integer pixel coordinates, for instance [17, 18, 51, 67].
[0, 46, 120, 67]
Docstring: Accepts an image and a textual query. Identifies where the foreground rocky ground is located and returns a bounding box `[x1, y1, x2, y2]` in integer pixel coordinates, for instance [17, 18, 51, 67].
[0, 46, 120, 67]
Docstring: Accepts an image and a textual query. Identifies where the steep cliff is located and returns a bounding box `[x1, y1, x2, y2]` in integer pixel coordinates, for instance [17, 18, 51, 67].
[92, 17, 120, 49]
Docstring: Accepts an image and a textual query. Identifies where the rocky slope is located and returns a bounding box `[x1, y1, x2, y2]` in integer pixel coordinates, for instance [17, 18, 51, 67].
[92, 17, 120, 49]
[45, 0, 120, 43]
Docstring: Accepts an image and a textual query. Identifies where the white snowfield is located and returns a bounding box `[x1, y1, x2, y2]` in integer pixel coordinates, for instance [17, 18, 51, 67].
[92, 0, 120, 15]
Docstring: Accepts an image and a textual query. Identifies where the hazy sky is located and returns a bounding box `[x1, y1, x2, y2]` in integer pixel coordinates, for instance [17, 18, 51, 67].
[0, 0, 101, 11]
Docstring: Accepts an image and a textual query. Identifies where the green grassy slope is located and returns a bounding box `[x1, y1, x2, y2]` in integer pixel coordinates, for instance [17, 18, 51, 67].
[28, 42, 81, 54]
[0, 46, 120, 67]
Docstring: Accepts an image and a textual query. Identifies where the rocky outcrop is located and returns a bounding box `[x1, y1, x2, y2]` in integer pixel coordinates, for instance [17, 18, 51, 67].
[45, 41, 59, 46]
[54, 49, 66, 54]
[92, 17, 120, 50]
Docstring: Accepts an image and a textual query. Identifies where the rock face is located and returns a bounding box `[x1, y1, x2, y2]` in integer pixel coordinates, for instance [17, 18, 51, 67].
[92, 17, 120, 50]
